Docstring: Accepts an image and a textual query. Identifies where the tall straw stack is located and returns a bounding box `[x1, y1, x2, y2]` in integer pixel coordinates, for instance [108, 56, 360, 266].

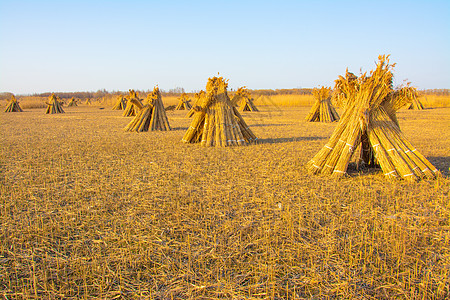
[123, 90, 142, 117]
[182, 77, 257, 146]
[305, 87, 339, 122]
[187, 91, 205, 117]
[306, 55, 439, 181]
[4, 95, 23, 112]
[124, 86, 171, 132]
[45, 93, 65, 114]
[175, 93, 192, 110]
[112, 95, 126, 110]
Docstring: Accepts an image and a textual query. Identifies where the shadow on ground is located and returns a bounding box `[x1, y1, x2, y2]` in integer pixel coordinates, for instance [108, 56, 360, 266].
[428, 157, 450, 177]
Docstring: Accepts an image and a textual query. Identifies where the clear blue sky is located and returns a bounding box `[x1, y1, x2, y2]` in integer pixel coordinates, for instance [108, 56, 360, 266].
[1, 0, 449, 94]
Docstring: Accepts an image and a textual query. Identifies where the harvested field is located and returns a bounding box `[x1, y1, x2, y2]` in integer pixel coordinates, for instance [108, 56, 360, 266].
[1, 106, 449, 299]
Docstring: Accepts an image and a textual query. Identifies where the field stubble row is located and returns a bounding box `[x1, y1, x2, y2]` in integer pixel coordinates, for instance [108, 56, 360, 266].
[1, 106, 449, 299]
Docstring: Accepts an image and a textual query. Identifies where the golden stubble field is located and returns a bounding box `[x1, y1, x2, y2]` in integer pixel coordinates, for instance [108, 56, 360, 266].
[1, 105, 449, 299]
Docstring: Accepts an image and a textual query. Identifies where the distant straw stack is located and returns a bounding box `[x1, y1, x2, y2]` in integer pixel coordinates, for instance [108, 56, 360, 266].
[175, 93, 192, 110]
[232, 87, 258, 112]
[112, 95, 126, 110]
[305, 86, 339, 122]
[124, 86, 171, 132]
[182, 76, 257, 146]
[403, 88, 424, 110]
[187, 91, 205, 117]
[67, 97, 78, 107]
[331, 70, 358, 109]
[306, 55, 439, 181]
[85, 98, 92, 105]
[123, 90, 142, 117]
[45, 93, 65, 114]
[4, 95, 23, 112]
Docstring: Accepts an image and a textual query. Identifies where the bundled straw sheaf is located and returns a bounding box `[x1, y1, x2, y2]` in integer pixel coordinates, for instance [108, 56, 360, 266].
[307, 55, 439, 181]
[233, 87, 259, 112]
[175, 93, 192, 110]
[67, 97, 78, 107]
[112, 95, 126, 110]
[182, 77, 257, 146]
[187, 91, 205, 117]
[123, 90, 142, 117]
[331, 70, 358, 109]
[124, 86, 171, 132]
[4, 95, 23, 112]
[45, 93, 65, 114]
[305, 86, 339, 122]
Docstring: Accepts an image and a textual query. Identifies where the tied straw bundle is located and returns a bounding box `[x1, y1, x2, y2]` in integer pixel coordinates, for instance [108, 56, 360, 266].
[45, 93, 65, 114]
[187, 91, 205, 117]
[122, 90, 142, 117]
[307, 55, 439, 181]
[112, 95, 126, 110]
[182, 77, 257, 146]
[67, 97, 78, 107]
[4, 95, 23, 112]
[124, 86, 171, 132]
[305, 86, 339, 122]
[231, 87, 259, 112]
[175, 93, 192, 110]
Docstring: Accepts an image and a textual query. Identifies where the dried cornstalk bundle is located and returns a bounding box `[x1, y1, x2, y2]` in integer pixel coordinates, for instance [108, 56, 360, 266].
[112, 95, 126, 110]
[187, 91, 205, 117]
[67, 97, 78, 107]
[45, 93, 65, 114]
[123, 90, 142, 117]
[175, 93, 192, 110]
[307, 55, 439, 181]
[4, 95, 23, 112]
[182, 77, 257, 146]
[305, 86, 339, 122]
[85, 98, 92, 105]
[124, 86, 171, 132]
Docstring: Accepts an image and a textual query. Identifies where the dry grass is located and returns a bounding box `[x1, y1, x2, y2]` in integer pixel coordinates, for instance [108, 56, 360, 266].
[418, 95, 450, 108]
[0, 106, 449, 299]
[255, 94, 315, 107]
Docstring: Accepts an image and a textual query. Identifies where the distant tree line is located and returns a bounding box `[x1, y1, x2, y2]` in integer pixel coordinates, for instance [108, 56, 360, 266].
[1, 88, 448, 101]
[420, 89, 450, 96]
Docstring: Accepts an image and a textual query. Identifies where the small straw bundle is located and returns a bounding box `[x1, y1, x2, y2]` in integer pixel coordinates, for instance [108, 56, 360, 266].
[4, 95, 23, 112]
[305, 87, 339, 122]
[182, 77, 257, 146]
[67, 97, 78, 107]
[175, 93, 192, 110]
[408, 98, 424, 110]
[187, 91, 205, 117]
[124, 86, 171, 132]
[331, 70, 359, 109]
[112, 95, 126, 110]
[307, 55, 439, 181]
[233, 87, 258, 112]
[45, 93, 65, 114]
[123, 90, 142, 117]
[84, 98, 92, 105]
[403, 88, 424, 110]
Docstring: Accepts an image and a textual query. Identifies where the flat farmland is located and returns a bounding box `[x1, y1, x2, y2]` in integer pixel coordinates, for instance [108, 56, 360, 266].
[1, 105, 449, 299]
